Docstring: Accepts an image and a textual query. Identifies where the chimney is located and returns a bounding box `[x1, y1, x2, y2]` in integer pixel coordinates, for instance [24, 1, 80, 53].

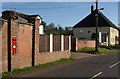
[91, 5, 94, 13]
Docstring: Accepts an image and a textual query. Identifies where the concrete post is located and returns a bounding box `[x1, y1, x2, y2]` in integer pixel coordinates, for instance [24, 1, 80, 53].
[99, 32, 101, 44]
[50, 34, 53, 52]
[61, 35, 64, 51]
[69, 35, 71, 51]
[76, 38, 78, 51]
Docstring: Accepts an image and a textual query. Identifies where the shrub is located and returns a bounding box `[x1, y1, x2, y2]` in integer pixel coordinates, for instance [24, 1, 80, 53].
[110, 44, 120, 49]
[99, 45, 112, 50]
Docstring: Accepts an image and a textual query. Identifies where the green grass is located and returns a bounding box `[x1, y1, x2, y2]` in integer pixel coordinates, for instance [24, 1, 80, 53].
[2, 58, 74, 78]
[77, 47, 119, 54]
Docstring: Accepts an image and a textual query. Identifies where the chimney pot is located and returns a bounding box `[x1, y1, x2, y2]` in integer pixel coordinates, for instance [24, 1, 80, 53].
[91, 5, 94, 13]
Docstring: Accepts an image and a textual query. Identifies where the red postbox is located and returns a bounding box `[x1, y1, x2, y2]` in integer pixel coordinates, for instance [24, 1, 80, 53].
[12, 37, 17, 55]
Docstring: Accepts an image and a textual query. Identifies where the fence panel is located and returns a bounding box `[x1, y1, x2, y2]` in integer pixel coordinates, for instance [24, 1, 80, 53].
[45, 35, 50, 52]
[53, 35, 61, 51]
[39, 35, 50, 52]
[39, 35, 45, 52]
[64, 36, 69, 50]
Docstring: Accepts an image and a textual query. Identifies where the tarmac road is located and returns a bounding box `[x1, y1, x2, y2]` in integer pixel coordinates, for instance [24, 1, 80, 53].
[19, 54, 120, 78]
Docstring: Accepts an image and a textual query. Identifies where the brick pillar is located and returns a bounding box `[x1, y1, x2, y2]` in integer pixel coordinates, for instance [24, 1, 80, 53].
[35, 17, 41, 54]
[34, 16, 41, 66]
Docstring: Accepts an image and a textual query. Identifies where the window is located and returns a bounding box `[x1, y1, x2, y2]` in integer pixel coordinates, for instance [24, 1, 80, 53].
[112, 29, 114, 33]
[101, 33, 107, 43]
[88, 31, 90, 33]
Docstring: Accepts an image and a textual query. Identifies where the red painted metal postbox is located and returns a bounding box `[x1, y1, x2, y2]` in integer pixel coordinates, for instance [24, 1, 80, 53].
[12, 37, 17, 55]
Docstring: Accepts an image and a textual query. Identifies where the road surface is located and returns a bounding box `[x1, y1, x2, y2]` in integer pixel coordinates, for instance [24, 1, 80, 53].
[19, 54, 120, 78]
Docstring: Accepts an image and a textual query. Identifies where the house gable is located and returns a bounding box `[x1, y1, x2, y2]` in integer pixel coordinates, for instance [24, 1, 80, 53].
[73, 10, 119, 30]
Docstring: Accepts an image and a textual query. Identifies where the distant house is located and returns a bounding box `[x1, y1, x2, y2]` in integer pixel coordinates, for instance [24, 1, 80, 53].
[73, 5, 120, 46]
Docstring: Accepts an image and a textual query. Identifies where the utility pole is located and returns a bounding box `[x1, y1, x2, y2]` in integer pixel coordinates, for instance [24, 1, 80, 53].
[95, 0, 99, 52]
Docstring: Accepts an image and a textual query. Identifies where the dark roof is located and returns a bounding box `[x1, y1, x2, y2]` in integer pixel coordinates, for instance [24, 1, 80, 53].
[2, 10, 42, 24]
[73, 10, 119, 30]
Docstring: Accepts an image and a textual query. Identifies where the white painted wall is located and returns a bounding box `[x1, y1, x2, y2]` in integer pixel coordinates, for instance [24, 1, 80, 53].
[39, 25, 44, 35]
[110, 27, 119, 45]
[37, 16, 44, 35]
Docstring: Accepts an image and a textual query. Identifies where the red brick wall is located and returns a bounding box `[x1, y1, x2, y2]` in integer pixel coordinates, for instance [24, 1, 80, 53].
[11, 20, 33, 70]
[77, 40, 95, 50]
[1, 18, 71, 72]
[2, 20, 33, 72]
[2, 20, 8, 72]
[35, 51, 70, 65]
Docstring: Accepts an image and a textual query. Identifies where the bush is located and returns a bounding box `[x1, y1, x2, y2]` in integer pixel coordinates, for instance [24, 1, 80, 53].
[110, 44, 120, 49]
[99, 45, 112, 50]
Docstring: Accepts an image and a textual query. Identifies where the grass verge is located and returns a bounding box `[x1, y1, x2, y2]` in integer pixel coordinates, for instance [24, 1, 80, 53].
[77, 47, 120, 54]
[2, 58, 74, 78]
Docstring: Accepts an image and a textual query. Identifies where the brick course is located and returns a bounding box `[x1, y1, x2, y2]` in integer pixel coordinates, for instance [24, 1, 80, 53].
[1, 20, 8, 72]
